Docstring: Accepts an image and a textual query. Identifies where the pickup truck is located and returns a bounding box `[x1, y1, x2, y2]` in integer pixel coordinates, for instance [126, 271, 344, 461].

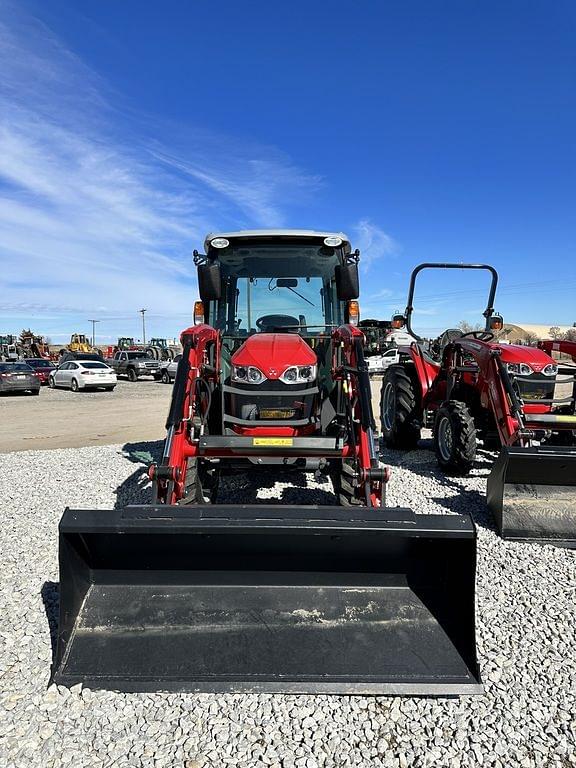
[366, 347, 403, 375]
[107, 351, 161, 381]
[158, 354, 182, 383]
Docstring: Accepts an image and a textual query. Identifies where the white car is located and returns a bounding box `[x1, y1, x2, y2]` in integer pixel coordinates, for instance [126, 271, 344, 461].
[367, 348, 402, 375]
[158, 354, 182, 383]
[49, 360, 117, 392]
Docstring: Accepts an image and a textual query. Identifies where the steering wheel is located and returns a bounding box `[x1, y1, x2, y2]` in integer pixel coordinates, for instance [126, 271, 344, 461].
[256, 314, 300, 332]
[460, 331, 494, 341]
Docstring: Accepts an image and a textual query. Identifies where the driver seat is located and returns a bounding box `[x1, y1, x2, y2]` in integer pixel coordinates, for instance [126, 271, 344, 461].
[429, 328, 464, 360]
[438, 328, 464, 350]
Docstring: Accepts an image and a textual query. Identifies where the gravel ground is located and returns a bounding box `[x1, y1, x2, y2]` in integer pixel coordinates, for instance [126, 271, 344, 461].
[1, 436, 575, 768]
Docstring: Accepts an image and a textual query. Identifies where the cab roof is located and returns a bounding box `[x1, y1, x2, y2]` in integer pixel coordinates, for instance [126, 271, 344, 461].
[205, 230, 351, 253]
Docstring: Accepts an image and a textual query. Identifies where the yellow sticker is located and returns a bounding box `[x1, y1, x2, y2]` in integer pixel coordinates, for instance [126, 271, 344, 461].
[252, 438, 294, 447]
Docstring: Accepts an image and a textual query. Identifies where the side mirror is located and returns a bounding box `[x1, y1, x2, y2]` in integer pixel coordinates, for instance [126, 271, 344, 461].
[198, 262, 221, 301]
[335, 262, 359, 300]
[391, 313, 406, 329]
[489, 314, 504, 332]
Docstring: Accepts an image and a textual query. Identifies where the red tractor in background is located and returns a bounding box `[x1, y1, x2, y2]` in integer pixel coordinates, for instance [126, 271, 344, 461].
[539, 338, 576, 364]
[381, 263, 576, 546]
[53, 232, 481, 696]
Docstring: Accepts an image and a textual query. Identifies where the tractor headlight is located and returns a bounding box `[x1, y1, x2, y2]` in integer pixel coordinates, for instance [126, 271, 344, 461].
[542, 364, 558, 377]
[279, 365, 317, 384]
[507, 362, 532, 376]
[232, 365, 265, 384]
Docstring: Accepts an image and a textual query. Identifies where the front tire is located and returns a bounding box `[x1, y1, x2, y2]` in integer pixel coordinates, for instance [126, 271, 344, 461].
[48, 376, 55, 389]
[380, 366, 421, 449]
[433, 401, 477, 475]
[179, 458, 219, 504]
[161, 369, 170, 384]
[331, 459, 362, 506]
[71, 378, 79, 392]
[127, 367, 138, 382]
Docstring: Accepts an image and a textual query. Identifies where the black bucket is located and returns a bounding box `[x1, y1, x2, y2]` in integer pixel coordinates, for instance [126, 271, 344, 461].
[487, 446, 576, 547]
[53, 505, 482, 695]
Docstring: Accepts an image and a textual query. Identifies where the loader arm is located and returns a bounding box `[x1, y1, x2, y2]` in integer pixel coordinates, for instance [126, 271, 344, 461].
[332, 324, 385, 506]
[152, 323, 220, 505]
[539, 339, 576, 365]
[447, 339, 525, 446]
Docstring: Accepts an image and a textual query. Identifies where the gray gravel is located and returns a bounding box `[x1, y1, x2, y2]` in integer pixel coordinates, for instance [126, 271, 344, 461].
[1, 436, 575, 767]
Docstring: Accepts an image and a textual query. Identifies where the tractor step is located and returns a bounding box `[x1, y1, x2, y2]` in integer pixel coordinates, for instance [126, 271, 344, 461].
[487, 446, 576, 547]
[53, 505, 482, 695]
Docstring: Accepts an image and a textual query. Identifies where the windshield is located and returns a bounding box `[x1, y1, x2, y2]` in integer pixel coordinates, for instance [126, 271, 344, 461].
[82, 362, 109, 369]
[237, 277, 326, 331]
[126, 352, 149, 360]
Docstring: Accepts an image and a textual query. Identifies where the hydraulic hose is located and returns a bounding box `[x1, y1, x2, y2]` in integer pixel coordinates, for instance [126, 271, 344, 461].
[165, 342, 192, 430]
[354, 339, 377, 433]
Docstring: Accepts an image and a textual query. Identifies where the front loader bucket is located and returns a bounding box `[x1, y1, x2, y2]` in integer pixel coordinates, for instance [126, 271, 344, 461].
[487, 446, 576, 547]
[53, 506, 482, 695]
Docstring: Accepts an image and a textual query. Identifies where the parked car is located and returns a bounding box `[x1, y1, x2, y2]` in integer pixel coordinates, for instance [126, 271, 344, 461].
[367, 347, 403, 375]
[158, 354, 182, 383]
[107, 351, 161, 381]
[0, 362, 40, 395]
[24, 358, 57, 384]
[49, 360, 117, 392]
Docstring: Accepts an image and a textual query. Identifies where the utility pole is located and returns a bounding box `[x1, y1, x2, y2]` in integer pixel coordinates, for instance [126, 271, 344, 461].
[139, 309, 147, 344]
[87, 319, 100, 347]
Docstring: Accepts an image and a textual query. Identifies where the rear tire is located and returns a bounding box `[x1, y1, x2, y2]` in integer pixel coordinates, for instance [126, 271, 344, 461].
[380, 366, 421, 449]
[179, 458, 219, 505]
[433, 401, 477, 475]
[71, 378, 79, 392]
[127, 367, 138, 382]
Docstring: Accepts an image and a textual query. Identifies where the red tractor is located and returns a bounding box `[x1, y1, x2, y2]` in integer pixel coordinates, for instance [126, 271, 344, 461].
[381, 263, 576, 546]
[53, 232, 481, 695]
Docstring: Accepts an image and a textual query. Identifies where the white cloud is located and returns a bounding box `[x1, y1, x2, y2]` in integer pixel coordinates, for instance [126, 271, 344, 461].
[0, 3, 319, 334]
[353, 219, 398, 272]
[413, 307, 439, 316]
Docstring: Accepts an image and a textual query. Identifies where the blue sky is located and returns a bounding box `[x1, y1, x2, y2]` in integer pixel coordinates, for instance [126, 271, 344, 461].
[0, 0, 575, 342]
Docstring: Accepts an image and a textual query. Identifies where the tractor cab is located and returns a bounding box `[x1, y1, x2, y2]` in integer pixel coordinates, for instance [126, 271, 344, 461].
[197, 231, 356, 334]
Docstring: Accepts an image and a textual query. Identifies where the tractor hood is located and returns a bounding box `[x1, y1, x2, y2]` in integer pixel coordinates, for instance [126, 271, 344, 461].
[231, 334, 316, 380]
[490, 343, 555, 372]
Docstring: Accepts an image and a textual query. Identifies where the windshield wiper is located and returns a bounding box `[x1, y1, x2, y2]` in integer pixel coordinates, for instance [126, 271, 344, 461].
[286, 286, 315, 307]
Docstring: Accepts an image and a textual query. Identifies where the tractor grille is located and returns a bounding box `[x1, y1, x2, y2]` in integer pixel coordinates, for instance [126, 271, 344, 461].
[223, 380, 318, 427]
[516, 373, 555, 405]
